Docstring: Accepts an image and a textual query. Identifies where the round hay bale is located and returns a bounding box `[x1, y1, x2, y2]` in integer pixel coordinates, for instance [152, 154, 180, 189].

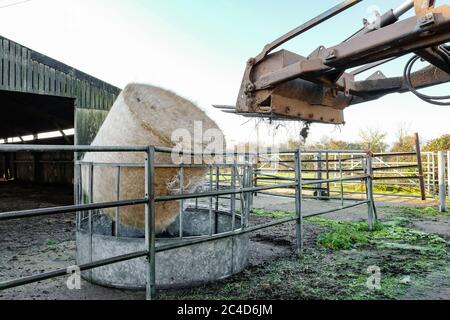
[83, 83, 223, 232]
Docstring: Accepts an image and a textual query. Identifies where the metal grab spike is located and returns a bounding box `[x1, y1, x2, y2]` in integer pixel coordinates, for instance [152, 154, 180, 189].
[212, 105, 237, 110]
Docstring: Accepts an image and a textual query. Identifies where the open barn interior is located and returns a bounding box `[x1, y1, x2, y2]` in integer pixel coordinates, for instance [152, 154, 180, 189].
[0, 89, 75, 209]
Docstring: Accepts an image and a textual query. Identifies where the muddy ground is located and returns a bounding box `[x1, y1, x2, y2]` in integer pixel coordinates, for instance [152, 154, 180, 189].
[0, 183, 449, 300]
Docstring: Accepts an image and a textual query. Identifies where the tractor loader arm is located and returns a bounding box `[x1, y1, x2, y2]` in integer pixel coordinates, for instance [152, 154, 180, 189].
[216, 0, 450, 125]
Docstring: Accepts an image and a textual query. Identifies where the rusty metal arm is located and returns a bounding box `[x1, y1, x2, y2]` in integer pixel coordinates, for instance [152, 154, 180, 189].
[416, 46, 450, 74]
[350, 58, 397, 76]
[221, 0, 450, 125]
[235, 0, 363, 113]
[348, 65, 450, 103]
[253, 0, 363, 65]
[253, 5, 450, 91]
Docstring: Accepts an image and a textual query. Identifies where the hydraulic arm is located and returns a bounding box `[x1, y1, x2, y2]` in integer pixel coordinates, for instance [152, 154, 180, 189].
[215, 0, 450, 125]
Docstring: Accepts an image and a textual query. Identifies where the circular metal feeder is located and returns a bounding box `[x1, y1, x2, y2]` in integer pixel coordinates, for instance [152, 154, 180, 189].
[76, 207, 249, 290]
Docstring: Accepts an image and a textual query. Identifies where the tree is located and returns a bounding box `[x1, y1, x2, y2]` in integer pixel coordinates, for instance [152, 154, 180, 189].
[391, 126, 416, 153]
[311, 137, 363, 151]
[423, 134, 450, 152]
[286, 138, 306, 150]
[358, 127, 388, 153]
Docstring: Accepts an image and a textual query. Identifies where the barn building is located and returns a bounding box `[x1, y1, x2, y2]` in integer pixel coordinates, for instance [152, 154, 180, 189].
[0, 35, 120, 186]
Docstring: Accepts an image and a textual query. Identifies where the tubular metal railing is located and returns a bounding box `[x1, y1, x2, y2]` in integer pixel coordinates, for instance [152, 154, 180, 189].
[256, 151, 442, 201]
[0, 145, 377, 300]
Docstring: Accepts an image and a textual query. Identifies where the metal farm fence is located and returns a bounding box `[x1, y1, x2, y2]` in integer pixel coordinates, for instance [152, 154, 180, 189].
[256, 150, 448, 201]
[0, 145, 377, 300]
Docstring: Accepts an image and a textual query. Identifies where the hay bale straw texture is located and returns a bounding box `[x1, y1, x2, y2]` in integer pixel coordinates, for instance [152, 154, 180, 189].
[83, 83, 223, 232]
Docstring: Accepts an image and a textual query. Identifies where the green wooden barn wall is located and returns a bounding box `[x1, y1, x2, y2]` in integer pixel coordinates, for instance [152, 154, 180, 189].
[0, 35, 120, 146]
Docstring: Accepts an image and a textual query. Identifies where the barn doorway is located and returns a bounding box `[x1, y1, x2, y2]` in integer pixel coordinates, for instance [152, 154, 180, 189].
[0, 89, 75, 211]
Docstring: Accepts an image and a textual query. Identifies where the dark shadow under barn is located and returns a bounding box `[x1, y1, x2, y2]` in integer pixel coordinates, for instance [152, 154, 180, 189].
[0, 34, 121, 212]
[0, 89, 75, 208]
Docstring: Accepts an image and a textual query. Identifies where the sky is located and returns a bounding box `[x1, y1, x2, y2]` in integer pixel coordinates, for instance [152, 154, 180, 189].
[1, 0, 449, 146]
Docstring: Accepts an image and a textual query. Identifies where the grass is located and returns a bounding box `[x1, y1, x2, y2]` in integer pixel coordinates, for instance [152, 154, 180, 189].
[304, 212, 449, 299]
[250, 207, 449, 251]
[310, 216, 448, 252]
[46, 240, 60, 246]
[401, 206, 450, 217]
[312, 219, 375, 250]
[252, 208, 294, 219]
[158, 206, 450, 300]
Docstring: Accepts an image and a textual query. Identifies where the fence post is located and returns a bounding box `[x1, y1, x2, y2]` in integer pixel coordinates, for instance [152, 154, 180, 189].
[249, 155, 255, 212]
[179, 165, 184, 239]
[115, 166, 121, 237]
[366, 153, 377, 230]
[426, 153, 431, 194]
[316, 152, 323, 199]
[325, 152, 330, 198]
[447, 151, 450, 201]
[294, 150, 303, 256]
[438, 151, 447, 212]
[88, 163, 94, 281]
[414, 133, 427, 201]
[432, 152, 437, 197]
[75, 162, 81, 232]
[243, 153, 252, 229]
[248, 161, 254, 222]
[145, 146, 156, 300]
[209, 164, 214, 236]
